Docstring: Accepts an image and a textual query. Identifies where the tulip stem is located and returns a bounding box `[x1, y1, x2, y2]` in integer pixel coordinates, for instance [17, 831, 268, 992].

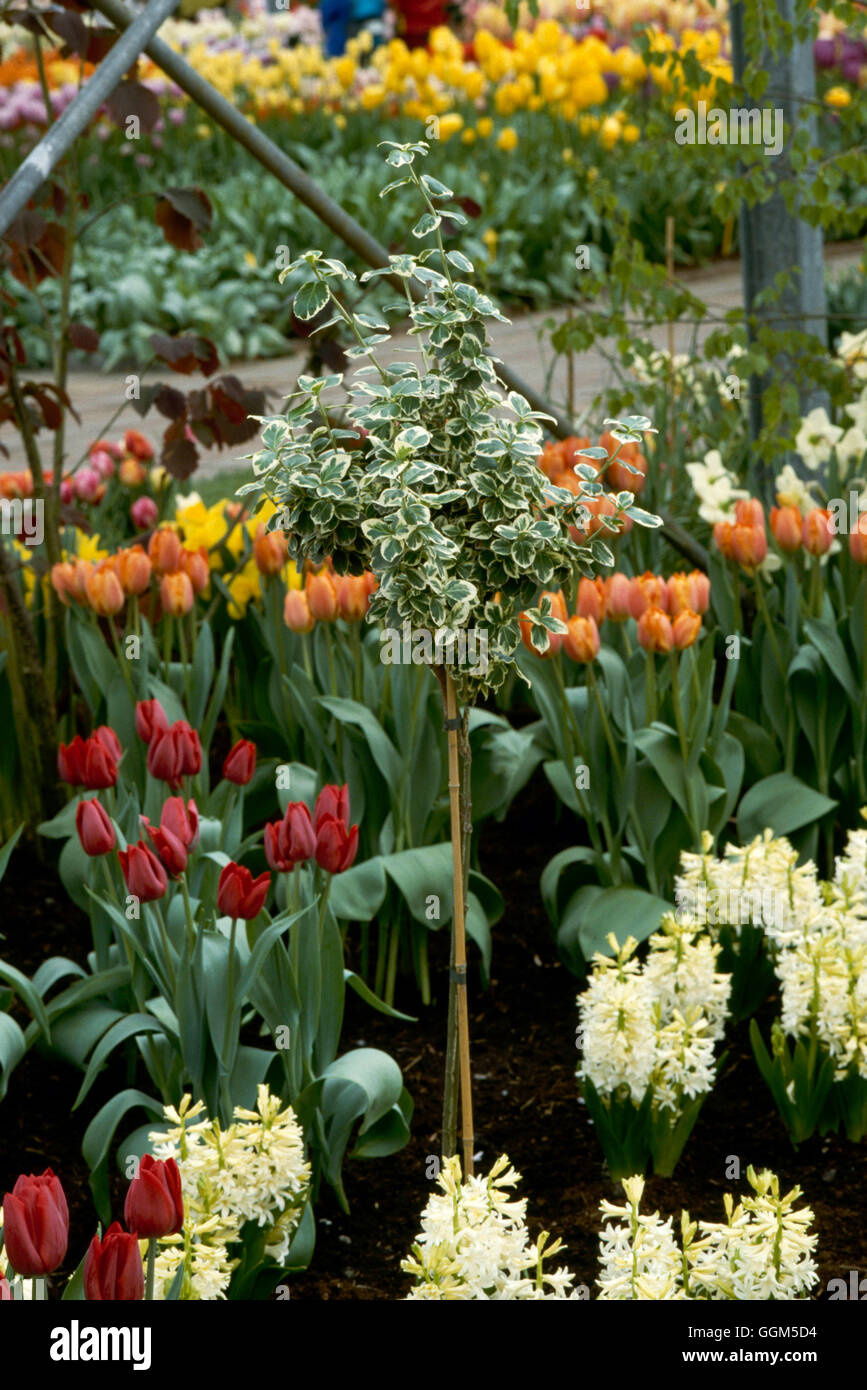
[180, 874, 197, 954]
[108, 618, 136, 706]
[145, 1239, 157, 1301]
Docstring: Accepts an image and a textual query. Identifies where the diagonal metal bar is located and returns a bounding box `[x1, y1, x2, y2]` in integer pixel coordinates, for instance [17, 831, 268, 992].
[0, 0, 180, 237]
[98, 0, 708, 567]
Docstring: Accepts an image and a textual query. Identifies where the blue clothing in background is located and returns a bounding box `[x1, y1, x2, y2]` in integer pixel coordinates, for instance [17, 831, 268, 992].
[320, 0, 352, 56]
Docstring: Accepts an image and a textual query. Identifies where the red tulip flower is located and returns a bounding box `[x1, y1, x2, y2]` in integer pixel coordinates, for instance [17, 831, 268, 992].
[83, 1223, 144, 1301]
[313, 783, 350, 831]
[94, 725, 122, 761]
[135, 699, 169, 744]
[141, 819, 187, 878]
[118, 841, 168, 902]
[2, 1169, 69, 1277]
[76, 799, 116, 857]
[217, 862, 270, 920]
[124, 1156, 183, 1240]
[147, 721, 202, 788]
[160, 797, 199, 850]
[222, 739, 256, 786]
[314, 818, 359, 874]
[83, 736, 118, 790]
[58, 736, 88, 786]
[0, 1276, 10, 1300]
[264, 802, 315, 872]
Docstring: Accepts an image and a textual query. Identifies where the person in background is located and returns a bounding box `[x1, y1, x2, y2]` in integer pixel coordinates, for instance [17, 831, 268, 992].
[320, 0, 352, 55]
[391, 0, 447, 48]
[349, 0, 388, 47]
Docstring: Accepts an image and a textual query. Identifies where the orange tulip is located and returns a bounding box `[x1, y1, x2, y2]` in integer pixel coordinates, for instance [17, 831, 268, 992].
[85, 564, 125, 617]
[160, 571, 194, 618]
[576, 576, 606, 624]
[605, 572, 632, 620]
[118, 458, 146, 488]
[51, 561, 81, 606]
[667, 570, 711, 617]
[180, 547, 209, 595]
[563, 614, 600, 662]
[253, 523, 288, 576]
[629, 572, 669, 619]
[802, 508, 834, 557]
[637, 607, 674, 654]
[713, 520, 735, 560]
[770, 505, 803, 554]
[116, 545, 152, 596]
[284, 588, 315, 634]
[850, 513, 867, 564]
[734, 497, 765, 528]
[672, 609, 702, 650]
[148, 528, 182, 575]
[730, 524, 767, 570]
[306, 571, 338, 623]
[335, 574, 370, 622]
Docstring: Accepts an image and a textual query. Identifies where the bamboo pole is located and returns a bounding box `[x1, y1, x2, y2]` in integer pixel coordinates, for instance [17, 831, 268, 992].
[444, 671, 474, 1177]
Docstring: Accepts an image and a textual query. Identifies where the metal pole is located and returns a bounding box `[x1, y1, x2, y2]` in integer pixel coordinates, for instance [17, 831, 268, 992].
[0, 0, 180, 238]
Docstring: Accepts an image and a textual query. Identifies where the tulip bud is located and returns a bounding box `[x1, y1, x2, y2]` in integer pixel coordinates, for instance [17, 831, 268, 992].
[604, 572, 632, 621]
[124, 1155, 183, 1239]
[770, 505, 803, 554]
[116, 545, 152, 596]
[802, 507, 834, 557]
[734, 497, 765, 528]
[118, 841, 168, 902]
[2, 1169, 69, 1277]
[160, 570, 194, 618]
[284, 588, 315, 634]
[94, 725, 122, 761]
[576, 577, 606, 624]
[180, 547, 209, 595]
[124, 429, 154, 461]
[119, 457, 146, 488]
[142, 818, 188, 877]
[314, 815, 359, 874]
[306, 571, 338, 623]
[334, 574, 370, 622]
[131, 496, 159, 531]
[83, 1222, 144, 1301]
[265, 802, 316, 871]
[672, 609, 702, 650]
[135, 699, 169, 744]
[58, 736, 88, 786]
[76, 799, 116, 856]
[637, 607, 674, 654]
[160, 796, 199, 849]
[222, 739, 256, 786]
[74, 466, 101, 502]
[713, 520, 734, 560]
[253, 523, 288, 576]
[85, 564, 125, 617]
[730, 523, 767, 570]
[148, 528, 182, 576]
[563, 614, 600, 662]
[217, 862, 271, 919]
[629, 572, 669, 619]
[83, 735, 118, 790]
[850, 512, 867, 564]
[51, 561, 81, 607]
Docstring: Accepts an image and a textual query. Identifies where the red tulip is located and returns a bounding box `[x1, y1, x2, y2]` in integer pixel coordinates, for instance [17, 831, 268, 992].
[94, 726, 122, 762]
[124, 1156, 183, 1240]
[147, 721, 201, 788]
[2, 1169, 69, 1277]
[222, 739, 256, 786]
[314, 817, 359, 874]
[58, 736, 88, 786]
[217, 862, 271, 919]
[118, 841, 168, 902]
[83, 1222, 144, 1301]
[264, 802, 316, 872]
[83, 736, 118, 790]
[313, 783, 350, 832]
[0, 1276, 10, 1299]
[76, 799, 116, 857]
[135, 699, 169, 744]
[160, 797, 199, 849]
[142, 819, 187, 878]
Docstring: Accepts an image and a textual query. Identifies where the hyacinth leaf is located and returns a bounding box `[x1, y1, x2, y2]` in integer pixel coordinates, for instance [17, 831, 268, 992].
[736, 773, 837, 843]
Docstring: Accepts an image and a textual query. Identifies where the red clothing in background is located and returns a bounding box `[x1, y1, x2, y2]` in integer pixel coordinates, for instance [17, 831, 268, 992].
[392, 0, 447, 43]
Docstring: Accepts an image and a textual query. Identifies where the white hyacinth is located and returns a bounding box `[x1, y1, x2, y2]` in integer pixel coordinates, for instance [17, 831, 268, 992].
[403, 1155, 584, 1300]
[577, 921, 731, 1115]
[598, 1169, 818, 1301]
[149, 1086, 311, 1299]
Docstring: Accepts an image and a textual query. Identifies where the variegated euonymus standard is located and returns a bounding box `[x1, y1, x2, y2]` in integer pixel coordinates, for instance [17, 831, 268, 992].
[241, 141, 661, 1164]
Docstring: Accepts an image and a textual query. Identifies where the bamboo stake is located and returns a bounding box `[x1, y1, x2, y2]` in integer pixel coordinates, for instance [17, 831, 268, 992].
[444, 670, 474, 1177]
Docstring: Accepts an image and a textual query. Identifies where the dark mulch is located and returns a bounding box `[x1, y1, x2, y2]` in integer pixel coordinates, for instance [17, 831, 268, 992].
[0, 777, 865, 1299]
